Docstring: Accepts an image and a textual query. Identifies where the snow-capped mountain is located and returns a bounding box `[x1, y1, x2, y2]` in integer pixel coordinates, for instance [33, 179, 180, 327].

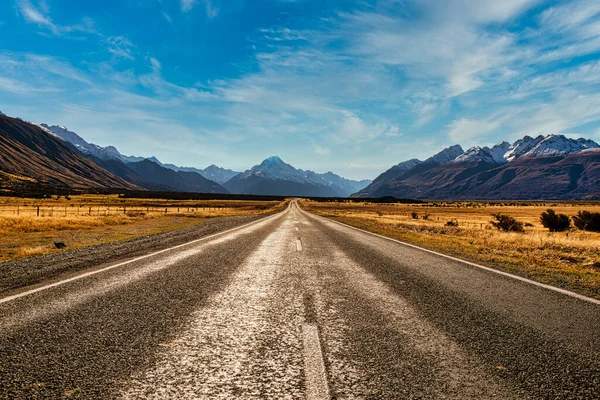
[453, 142, 511, 163]
[425, 145, 465, 164]
[517, 135, 599, 158]
[35, 121, 239, 184]
[224, 156, 371, 197]
[202, 165, 240, 184]
[355, 133, 599, 199]
[455, 135, 599, 164]
[391, 158, 423, 171]
[39, 123, 146, 163]
[0, 110, 5, 116]
[234, 156, 304, 182]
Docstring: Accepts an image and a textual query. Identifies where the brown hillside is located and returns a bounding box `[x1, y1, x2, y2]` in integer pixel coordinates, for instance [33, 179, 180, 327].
[0, 115, 139, 190]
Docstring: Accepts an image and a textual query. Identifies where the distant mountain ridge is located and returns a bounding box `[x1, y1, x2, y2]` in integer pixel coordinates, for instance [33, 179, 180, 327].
[161, 163, 239, 185]
[17, 114, 366, 196]
[355, 134, 600, 200]
[224, 156, 371, 197]
[39, 123, 238, 183]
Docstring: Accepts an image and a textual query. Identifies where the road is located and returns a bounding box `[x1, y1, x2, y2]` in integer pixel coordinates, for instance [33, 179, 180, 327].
[1, 200, 599, 399]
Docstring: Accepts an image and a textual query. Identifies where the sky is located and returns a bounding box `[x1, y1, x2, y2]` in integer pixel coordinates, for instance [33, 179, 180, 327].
[1, 0, 600, 179]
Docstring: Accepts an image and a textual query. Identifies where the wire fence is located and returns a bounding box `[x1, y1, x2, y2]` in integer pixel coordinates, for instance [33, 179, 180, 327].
[0, 205, 237, 218]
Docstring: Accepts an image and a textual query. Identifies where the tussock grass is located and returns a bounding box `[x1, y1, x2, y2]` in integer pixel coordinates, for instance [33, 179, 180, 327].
[301, 200, 600, 299]
[0, 195, 288, 262]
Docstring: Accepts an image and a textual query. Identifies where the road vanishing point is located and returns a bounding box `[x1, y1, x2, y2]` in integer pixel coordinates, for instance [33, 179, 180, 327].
[1, 200, 599, 399]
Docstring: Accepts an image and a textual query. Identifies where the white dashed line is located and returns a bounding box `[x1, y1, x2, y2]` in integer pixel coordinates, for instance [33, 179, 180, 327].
[296, 238, 303, 252]
[302, 324, 330, 400]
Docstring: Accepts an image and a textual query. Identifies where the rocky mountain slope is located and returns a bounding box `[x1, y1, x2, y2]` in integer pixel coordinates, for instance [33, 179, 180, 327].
[0, 115, 138, 192]
[355, 134, 600, 200]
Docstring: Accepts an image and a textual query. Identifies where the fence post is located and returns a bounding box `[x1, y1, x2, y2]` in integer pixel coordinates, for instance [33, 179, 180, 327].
[37, 206, 40, 217]
[165, 208, 167, 214]
[89, 207, 92, 215]
[17, 206, 19, 216]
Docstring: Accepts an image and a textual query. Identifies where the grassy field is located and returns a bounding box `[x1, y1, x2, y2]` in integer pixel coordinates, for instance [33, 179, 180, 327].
[0, 195, 287, 262]
[300, 200, 600, 300]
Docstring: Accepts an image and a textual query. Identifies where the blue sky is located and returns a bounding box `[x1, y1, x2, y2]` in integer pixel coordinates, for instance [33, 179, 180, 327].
[1, 0, 600, 179]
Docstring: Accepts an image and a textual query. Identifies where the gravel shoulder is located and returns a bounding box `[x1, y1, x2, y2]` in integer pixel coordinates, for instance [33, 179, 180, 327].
[0, 214, 267, 295]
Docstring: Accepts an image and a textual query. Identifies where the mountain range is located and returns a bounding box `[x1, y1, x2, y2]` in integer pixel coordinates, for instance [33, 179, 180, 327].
[2, 109, 599, 199]
[224, 156, 371, 197]
[0, 111, 370, 197]
[355, 135, 600, 200]
[38, 124, 239, 184]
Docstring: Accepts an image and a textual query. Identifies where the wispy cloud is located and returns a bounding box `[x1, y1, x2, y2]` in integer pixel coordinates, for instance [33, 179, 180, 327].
[180, 0, 195, 13]
[17, 0, 57, 33]
[180, 0, 218, 18]
[16, 0, 96, 36]
[6, 0, 600, 177]
[104, 36, 135, 60]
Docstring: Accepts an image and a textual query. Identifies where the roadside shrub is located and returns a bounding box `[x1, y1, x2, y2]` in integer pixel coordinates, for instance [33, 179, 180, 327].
[411, 212, 419, 219]
[540, 209, 571, 232]
[422, 214, 430, 220]
[446, 219, 459, 227]
[490, 213, 524, 232]
[572, 211, 600, 232]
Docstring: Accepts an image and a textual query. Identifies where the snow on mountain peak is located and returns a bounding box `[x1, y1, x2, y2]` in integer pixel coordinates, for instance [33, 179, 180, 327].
[453, 142, 510, 164]
[425, 145, 465, 164]
[519, 134, 599, 158]
[261, 156, 285, 166]
[451, 134, 599, 164]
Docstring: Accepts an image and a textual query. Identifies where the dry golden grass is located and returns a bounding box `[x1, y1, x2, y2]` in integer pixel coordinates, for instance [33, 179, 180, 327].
[300, 200, 600, 299]
[0, 195, 288, 262]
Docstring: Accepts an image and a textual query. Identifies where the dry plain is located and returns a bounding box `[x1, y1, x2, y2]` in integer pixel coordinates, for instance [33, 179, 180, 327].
[300, 199, 600, 300]
[0, 195, 287, 262]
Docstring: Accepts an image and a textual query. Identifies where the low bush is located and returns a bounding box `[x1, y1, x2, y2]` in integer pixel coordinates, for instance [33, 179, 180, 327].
[446, 219, 459, 227]
[540, 209, 571, 232]
[572, 211, 600, 232]
[411, 212, 419, 219]
[490, 213, 524, 232]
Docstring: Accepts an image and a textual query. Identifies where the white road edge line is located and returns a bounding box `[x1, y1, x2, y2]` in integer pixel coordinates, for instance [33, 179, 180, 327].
[302, 323, 331, 400]
[0, 208, 287, 305]
[300, 206, 600, 306]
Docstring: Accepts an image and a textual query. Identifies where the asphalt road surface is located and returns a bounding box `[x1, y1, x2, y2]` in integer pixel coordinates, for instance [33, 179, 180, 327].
[1, 200, 599, 399]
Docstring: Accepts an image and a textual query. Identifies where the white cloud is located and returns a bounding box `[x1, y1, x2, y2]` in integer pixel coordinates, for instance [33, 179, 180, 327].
[149, 57, 162, 72]
[314, 144, 330, 156]
[181, 0, 218, 18]
[204, 0, 218, 18]
[105, 36, 135, 60]
[162, 11, 172, 23]
[16, 0, 96, 36]
[180, 0, 195, 12]
[447, 118, 500, 143]
[17, 0, 57, 33]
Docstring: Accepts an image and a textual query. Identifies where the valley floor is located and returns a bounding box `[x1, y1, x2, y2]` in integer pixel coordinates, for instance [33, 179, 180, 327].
[300, 200, 600, 300]
[0, 195, 287, 293]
